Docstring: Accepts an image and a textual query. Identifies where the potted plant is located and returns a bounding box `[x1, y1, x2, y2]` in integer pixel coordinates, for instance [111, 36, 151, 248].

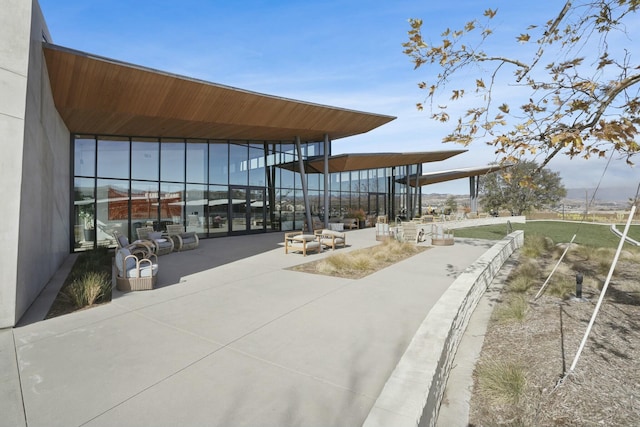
[348, 208, 367, 228]
[79, 203, 95, 242]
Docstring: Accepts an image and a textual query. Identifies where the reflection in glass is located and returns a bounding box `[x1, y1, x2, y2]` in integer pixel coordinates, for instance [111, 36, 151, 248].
[74, 137, 95, 177]
[185, 184, 206, 236]
[187, 142, 208, 183]
[97, 138, 129, 179]
[74, 177, 95, 250]
[229, 187, 247, 231]
[248, 144, 266, 186]
[208, 185, 229, 234]
[161, 141, 185, 182]
[160, 182, 184, 231]
[249, 188, 265, 231]
[96, 179, 129, 248]
[229, 143, 248, 185]
[132, 139, 159, 181]
[209, 143, 228, 185]
[130, 181, 159, 234]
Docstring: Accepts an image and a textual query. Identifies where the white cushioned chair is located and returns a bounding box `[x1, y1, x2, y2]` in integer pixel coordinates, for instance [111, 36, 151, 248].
[314, 229, 346, 250]
[115, 248, 158, 291]
[284, 231, 321, 256]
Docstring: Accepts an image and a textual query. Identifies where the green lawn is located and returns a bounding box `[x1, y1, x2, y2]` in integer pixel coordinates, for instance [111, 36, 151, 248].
[454, 221, 640, 249]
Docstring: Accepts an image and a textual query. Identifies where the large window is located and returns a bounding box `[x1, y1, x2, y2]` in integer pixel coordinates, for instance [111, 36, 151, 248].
[72, 135, 401, 251]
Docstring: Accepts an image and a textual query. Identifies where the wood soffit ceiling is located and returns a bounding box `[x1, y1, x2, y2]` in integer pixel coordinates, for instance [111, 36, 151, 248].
[43, 43, 396, 141]
[281, 150, 468, 173]
[401, 164, 514, 186]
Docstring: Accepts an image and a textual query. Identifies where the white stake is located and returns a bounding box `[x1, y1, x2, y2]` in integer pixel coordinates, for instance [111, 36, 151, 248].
[534, 234, 576, 300]
[568, 205, 636, 373]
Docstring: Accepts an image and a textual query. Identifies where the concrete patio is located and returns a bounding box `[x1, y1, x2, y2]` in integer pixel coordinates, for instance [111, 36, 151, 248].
[2, 227, 499, 427]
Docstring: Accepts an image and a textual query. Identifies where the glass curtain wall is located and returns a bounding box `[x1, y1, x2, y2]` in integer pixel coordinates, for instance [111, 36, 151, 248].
[72, 135, 401, 251]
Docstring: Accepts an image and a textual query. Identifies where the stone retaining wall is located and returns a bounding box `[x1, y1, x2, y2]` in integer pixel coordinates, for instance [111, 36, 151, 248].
[363, 230, 524, 427]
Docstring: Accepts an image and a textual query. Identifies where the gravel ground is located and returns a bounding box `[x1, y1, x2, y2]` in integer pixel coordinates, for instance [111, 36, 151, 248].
[468, 246, 640, 426]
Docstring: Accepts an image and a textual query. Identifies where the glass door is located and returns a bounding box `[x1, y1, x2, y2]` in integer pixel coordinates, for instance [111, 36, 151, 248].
[229, 186, 266, 233]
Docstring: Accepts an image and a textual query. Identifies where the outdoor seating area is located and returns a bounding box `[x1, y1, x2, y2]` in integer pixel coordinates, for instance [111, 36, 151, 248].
[114, 247, 159, 291]
[284, 231, 322, 256]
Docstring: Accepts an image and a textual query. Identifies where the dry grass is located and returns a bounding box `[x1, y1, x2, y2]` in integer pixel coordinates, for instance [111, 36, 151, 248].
[62, 271, 111, 308]
[288, 239, 427, 279]
[476, 360, 528, 405]
[469, 242, 640, 426]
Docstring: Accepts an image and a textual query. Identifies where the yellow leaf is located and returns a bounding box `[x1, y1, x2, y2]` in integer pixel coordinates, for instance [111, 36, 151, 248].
[483, 9, 497, 19]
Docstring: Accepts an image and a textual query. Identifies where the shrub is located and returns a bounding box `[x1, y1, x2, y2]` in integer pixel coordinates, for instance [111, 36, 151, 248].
[63, 271, 111, 308]
[513, 260, 539, 281]
[522, 234, 553, 258]
[476, 360, 527, 405]
[494, 296, 528, 323]
[547, 276, 575, 300]
[508, 275, 533, 293]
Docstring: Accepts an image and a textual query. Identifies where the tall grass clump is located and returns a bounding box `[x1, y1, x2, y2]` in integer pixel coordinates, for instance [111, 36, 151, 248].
[63, 271, 111, 308]
[521, 234, 553, 258]
[513, 260, 539, 281]
[508, 275, 534, 293]
[476, 360, 527, 405]
[547, 276, 575, 300]
[494, 296, 528, 323]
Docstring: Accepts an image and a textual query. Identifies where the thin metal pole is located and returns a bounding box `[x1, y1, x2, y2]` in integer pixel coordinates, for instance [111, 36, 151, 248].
[569, 205, 636, 373]
[295, 136, 313, 232]
[323, 134, 330, 228]
[534, 234, 576, 300]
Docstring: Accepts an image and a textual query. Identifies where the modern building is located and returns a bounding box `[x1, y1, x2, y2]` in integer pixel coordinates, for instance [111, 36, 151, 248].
[1, 0, 503, 328]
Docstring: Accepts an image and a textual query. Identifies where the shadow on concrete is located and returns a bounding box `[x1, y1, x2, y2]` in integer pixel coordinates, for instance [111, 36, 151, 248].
[153, 232, 287, 288]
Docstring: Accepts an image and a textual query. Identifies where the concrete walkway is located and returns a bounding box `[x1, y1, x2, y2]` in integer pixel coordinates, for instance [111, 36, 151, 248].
[3, 228, 495, 427]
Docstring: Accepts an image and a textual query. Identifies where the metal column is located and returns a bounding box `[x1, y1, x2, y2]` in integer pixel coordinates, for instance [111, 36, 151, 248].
[469, 176, 479, 213]
[295, 136, 313, 232]
[323, 134, 330, 228]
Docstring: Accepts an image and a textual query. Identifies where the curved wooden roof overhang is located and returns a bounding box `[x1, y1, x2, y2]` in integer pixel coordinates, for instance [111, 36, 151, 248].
[398, 164, 514, 187]
[42, 43, 396, 141]
[280, 150, 468, 173]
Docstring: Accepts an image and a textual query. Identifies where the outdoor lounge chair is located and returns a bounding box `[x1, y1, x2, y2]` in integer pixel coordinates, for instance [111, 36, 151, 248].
[136, 226, 174, 255]
[165, 224, 199, 251]
[399, 221, 419, 244]
[314, 229, 346, 250]
[284, 231, 321, 256]
[112, 230, 154, 259]
[114, 247, 158, 291]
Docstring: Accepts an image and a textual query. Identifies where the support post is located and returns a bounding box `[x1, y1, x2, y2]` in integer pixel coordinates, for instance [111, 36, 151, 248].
[295, 136, 313, 233]
[405, 165, 411, 219]
[469, 176, 478, 213]
[323, 134, 330, 228]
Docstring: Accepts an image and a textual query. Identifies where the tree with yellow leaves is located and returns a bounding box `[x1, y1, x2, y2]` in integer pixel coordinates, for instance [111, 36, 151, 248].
[403, 1, 640, 173]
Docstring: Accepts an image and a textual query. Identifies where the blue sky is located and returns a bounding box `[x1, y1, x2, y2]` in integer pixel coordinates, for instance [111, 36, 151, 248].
[39, 1, 638, 201]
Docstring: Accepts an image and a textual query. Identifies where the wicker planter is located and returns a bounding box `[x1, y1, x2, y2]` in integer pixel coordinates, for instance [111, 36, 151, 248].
[116, 274, 157, 292]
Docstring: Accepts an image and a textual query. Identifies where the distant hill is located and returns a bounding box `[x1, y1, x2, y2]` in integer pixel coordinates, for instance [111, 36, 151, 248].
[565, 187, 635, 203]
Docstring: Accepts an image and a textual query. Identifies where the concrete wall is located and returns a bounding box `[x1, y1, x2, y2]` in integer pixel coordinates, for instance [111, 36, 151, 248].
[0, 0, 70, 328]
[363, 230, 525, 427]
